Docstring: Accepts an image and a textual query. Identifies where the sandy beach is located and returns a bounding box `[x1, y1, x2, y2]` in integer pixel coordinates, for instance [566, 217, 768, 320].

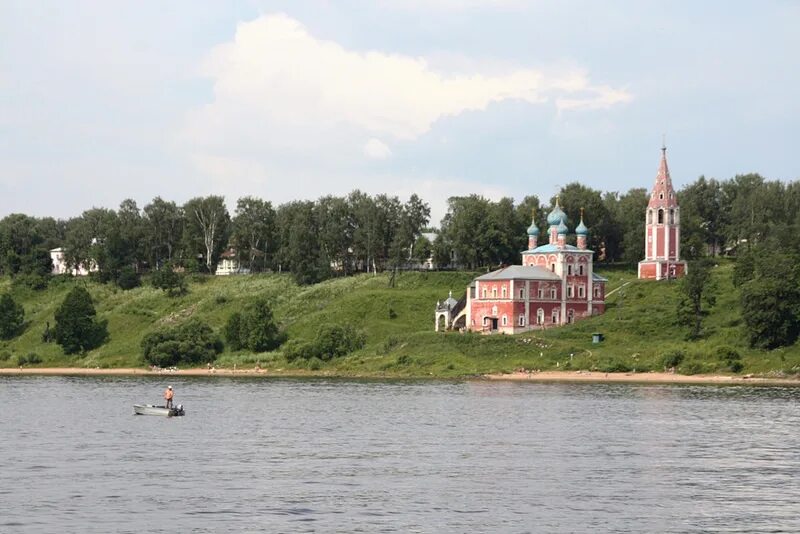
[1, 366, 799, 385]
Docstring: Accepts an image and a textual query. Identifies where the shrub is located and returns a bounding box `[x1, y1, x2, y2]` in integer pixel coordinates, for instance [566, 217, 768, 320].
[224, 298, 286, 353]
[680, 361, 711, 375]
[0, 293, 25, 340]
[0, 350, 11, 361]
[141, 319, 223, 367]
[729, 361, 744, 373]
[54, 287, 109, 354]
[599, 360, 632, 373]
[116, 267, 141, 290]
[661, 349, 685, 369]
[12, 273, 49, 290]
[313, 324, 366, 361]
[396, 354, 412, 366]
[151, 264, 187, 296]
[25, 352, 42, 365]
[283, 324, 366, 362]
[307, 357, 323, 371]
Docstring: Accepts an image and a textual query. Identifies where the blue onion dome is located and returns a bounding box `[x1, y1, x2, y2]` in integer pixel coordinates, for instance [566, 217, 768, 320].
[547, 198, 568, 226]
[527, 221, 540, 236]
[575, 218, 588, 236]
[557, 218, 568, 235]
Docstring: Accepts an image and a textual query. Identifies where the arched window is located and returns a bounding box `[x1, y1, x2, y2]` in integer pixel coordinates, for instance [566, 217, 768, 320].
[552, 310, 559, 324]
[537, 308, 544, 325]
[501, 286, 507, 298]
[578, 265, 585, 276]
[550, 288, 556, 299]
[492, 288, 497, 298]
[502, 315, 508, 326]
[658, 209, 664, 224]
[482, 288, 486, 299]
[647, 210, 653, 224]
[567, 309, 575, 323]
[578, 286, 585, 298]
[519, 288, 524, 299]
[567, 265, 573, 276]
[669, 209, 675, 224]
[518, 315, 525, 326]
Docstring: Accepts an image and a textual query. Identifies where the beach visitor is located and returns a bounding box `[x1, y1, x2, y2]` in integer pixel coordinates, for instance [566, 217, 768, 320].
[164, 385, 174, 408]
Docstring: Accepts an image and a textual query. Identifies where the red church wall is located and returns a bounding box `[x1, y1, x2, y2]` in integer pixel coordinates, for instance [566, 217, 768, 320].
[639, 263, 658, 279]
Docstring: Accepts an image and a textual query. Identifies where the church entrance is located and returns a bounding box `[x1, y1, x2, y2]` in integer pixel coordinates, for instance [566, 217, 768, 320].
[491, 318, 499, 331]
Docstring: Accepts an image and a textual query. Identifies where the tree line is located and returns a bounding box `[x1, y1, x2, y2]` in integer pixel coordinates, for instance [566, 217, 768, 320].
[2, 172, 799, 286]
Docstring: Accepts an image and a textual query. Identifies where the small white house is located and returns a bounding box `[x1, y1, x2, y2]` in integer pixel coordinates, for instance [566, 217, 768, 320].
[215, 248, 250, 276]
[50, 248, 97, 276]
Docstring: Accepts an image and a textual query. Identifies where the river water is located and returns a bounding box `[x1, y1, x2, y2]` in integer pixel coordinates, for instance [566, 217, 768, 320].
[1, 377, 799, 533]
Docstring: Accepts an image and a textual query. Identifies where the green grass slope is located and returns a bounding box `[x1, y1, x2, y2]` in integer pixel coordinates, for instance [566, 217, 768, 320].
[1, 263, 799, 377]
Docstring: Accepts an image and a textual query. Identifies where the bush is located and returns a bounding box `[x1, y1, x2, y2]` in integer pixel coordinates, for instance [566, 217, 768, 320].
[0, 350, 11, 361]
[0, 293, 25, 340]
[661, 349, 685, 369]
[680, 361, 712, 375]
[224, 298, 286, 353]
[141, 319, 223, 367]
[25, 352, 42, 365]
[54, 287, 109, 354]
[151, 264, 187, 296]
[283, 324, 366, 362]
[12, 273, 49, 290]
[599, 360, 632, 373]
[116, 267, 141, 290]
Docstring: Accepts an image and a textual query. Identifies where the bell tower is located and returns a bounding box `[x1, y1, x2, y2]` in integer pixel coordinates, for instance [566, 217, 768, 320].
[638, 144, 687, 280]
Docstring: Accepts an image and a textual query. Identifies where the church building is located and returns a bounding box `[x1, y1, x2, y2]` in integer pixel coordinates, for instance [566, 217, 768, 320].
[436, 201, 607, 334]
[638, 146, 687, 280]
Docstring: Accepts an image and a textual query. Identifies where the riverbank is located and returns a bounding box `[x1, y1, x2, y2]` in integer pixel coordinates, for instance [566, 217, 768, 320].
[2, 366, 800, 385]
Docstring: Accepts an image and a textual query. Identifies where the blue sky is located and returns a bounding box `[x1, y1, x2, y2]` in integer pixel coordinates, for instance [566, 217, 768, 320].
[1, 0, 798, 224]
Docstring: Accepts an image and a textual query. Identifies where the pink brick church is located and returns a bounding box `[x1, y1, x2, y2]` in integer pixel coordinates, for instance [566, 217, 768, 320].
[435, 146, 687, 334]
[435, 201, 607, 334]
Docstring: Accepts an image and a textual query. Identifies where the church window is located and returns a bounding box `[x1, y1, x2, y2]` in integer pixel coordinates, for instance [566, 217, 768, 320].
[567, 265, 573, 276]
[537, 308, 544, 325]
[483, 316, 488, 326]
[552, 310, 559, 324]
[537, 287, 544, 298]
[518, 315, 525, 326]
[578, 265, 585, 276]
[550, 288, 556, 299]
[579, 286, 585, 298]
[647, 210, 653, 224]
[502, 315, 508, 326]
[669, 209, 675, 224]
[659, 192, 664, 200]
[519, 288, 524, 299]
[550, 263, 555, 272]
[501, 286, 507, 298]
[482, 288, 487, 299]
[568, 286, 574, 298]
[567, 309, 575, 324]
[492, 288, 497, 298]
[594, 286, 601, 298]
[658, 209, 664, 224]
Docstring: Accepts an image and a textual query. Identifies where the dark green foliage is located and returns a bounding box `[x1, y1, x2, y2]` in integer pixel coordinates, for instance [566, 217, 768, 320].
[282, 324, 365, 361]
[677, 259, 716, 339]
[0, 293, 25, 340]
[151, 264, 187, 296]
[741, 278, 800, 349]
[661, 349, 685, 369]
[54, 287, 108, 354]
[12, 273, 49, 290]
[141, 319, 223, 367]
[224, 312, 244, 351]
[116, 267, 141, 290]
[224, 298, 286, 352]
[0, 350, 10, 361]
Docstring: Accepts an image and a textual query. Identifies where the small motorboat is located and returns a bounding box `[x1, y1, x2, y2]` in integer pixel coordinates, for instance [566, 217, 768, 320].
[133, 404, 185, 417]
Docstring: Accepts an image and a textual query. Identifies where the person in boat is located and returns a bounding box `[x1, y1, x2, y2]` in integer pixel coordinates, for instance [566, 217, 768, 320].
[164, 385, 174, 409]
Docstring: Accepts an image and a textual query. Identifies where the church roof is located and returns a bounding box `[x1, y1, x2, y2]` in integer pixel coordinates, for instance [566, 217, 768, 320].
[648, 146, 679, 210]
[474, 265, 561, 282]
[526, 243, 593, 254]
[592, 272, 608, 282]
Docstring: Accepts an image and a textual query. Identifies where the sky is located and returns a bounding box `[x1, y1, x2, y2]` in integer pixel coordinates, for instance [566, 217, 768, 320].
[1, 0, 798, 225]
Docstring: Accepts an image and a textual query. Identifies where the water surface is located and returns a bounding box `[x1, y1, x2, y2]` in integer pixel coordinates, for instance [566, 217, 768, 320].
[2, 377, 799, 532]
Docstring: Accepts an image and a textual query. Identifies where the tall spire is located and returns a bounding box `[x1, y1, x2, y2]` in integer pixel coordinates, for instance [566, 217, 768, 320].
[648, 144, 678, 209]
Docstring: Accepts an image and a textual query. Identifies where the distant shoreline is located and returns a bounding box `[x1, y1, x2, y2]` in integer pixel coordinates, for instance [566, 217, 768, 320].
[1, 367, 799, 386]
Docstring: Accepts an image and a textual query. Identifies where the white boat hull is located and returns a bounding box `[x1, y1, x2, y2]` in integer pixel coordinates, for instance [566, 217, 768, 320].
[133, 404, 185, 417]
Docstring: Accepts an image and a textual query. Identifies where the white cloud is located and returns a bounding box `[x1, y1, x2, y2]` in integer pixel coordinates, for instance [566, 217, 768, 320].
[363, 138, 392, 160]
[177, 13, 631, 211]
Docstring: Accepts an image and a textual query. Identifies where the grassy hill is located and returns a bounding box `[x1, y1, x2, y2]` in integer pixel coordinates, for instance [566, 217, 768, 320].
[2, 262, 799, 377]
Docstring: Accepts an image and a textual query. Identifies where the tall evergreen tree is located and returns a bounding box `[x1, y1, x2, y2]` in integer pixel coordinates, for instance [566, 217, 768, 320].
[54, 286, 108, 354]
